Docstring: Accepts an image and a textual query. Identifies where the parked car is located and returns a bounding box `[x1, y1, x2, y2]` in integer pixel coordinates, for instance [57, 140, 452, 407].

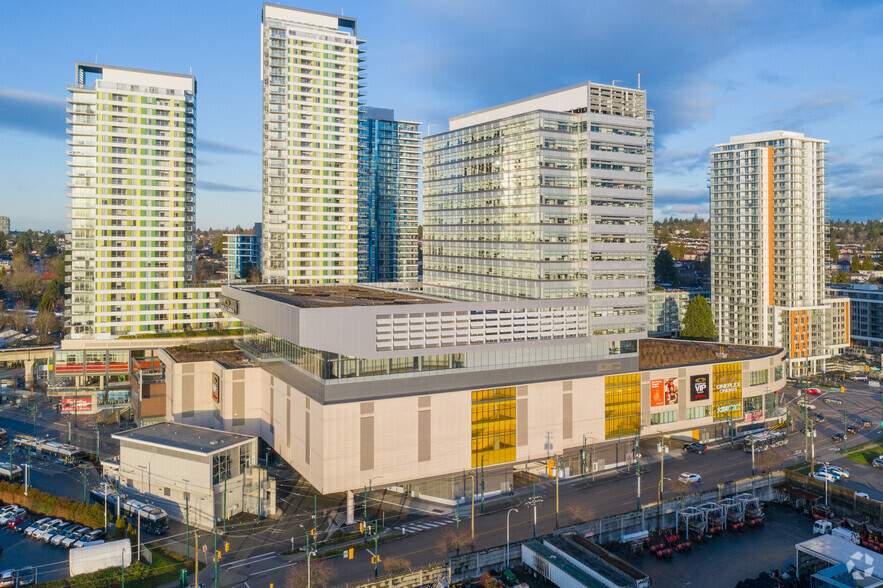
[825, 397, 843, 405]
[678, 472, 702, 484]
[812, 471, 838, 483]
[683, 443, 707, 454]
[14, 516, 38, 533]
[873, 455, 883, 469]
[805, 388, 822, 395]
[6, 512, 28, 529]
[43, 521, 72, 543]
[815, 413, 825, 423]
[24, 517, 51, 537]
[0, 508, 26, 525]
[0, 505, 19, 522]
[832, 433, 846, 442]
[0, 570, 15, 588]
[61, 526, 91, 548]
[31, 518, 63, 540]
[51, 524, 82, 546]
[15, 567, 35, 586]
[73, 529, 105, 548]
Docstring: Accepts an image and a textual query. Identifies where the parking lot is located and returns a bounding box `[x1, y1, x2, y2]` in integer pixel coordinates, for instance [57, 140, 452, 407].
[0, 509, 77, 584]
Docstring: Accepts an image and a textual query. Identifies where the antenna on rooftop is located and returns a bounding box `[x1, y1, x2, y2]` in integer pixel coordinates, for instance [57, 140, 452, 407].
[611, 79, 621, 87]
[637, 71, 647, 89]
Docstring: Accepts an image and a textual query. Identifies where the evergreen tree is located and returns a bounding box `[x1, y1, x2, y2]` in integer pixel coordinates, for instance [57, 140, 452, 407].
[831, 270, 850, 284]
[681, 295, 717, 341]
[654, 249, 677, 285]
[827, 240, 839, 261]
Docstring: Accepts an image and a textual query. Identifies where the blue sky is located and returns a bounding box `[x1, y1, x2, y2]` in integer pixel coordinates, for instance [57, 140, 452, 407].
[1, 0, 881, 231]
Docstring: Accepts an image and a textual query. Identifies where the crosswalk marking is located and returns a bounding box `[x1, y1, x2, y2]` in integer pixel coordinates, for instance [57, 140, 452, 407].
[396, 516, 456, 535]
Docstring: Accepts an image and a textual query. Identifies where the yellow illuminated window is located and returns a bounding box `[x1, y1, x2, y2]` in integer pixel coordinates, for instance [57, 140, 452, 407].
[713, 362, 743, 422]
[604, 373, 641, 440]
[471, 387, 516, 468]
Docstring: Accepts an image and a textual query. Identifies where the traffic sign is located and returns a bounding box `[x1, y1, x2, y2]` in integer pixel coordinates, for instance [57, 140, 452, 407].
[202, 545, 207, 553]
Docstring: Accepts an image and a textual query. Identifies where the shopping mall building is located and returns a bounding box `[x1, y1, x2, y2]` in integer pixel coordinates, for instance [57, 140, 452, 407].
[157, 283, 786, 503]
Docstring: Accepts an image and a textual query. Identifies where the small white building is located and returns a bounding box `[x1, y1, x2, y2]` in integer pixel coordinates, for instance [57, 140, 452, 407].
[110, 422, 276, 529]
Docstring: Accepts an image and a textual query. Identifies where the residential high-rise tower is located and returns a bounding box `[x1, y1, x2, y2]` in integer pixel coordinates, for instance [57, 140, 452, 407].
[66, 63, 225, 339]
[261, 5, 364, 284]
[357, 107, 420, 283]
[710, 130, 837, 376]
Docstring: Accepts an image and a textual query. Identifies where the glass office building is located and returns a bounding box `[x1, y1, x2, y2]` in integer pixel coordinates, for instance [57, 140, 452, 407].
[357, 107, 420, 282]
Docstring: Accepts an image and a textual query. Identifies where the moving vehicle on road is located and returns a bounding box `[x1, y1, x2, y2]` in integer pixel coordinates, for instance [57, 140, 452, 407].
[90, 485, 170, 535]
[811, 471, 837, 482]
[0, 462, 20, 483]
[683, 443, 707, 454]
[873, 456, 883, 469]
[805, 388, 822, 395]
[815, 413, 825, 422]
[847, 425, 858, 434]
[798, 400, 816, 410]
[825, 397, 843, 405]
[678, 472, 702, 484]
[832, 433, 845, 442]
[862, 419, 873, 429]
[824, 465, 850, 478]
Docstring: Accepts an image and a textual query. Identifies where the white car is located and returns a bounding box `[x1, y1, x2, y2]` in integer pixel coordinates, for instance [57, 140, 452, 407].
[0, 505, 19, 523]
[0, 507, 25, 525]
[678, 472, 702, 484]
[873, 456, 883, 469]
[51, 525, 83, 546]
[23, 517, 51, 537]
[812, 471, 837, 483]
[825, 465, 850, 479]
[797, 401, 816, 410]
[857, 492, 870, 499]
[31, 518, 63, 540]
[61, 527, 91, 548]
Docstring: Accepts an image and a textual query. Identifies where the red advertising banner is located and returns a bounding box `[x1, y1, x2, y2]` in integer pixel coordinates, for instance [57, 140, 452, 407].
[650, 379, 665, 407]
[60, 397, 92, 413]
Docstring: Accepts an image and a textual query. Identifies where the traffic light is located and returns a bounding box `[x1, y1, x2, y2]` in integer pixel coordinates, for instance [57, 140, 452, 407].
[224, 541, 229, 553]
[547, 458, 555, 478]
[359, 522, 364, 533]
[216, 549, 222, 561]
[371, 555, 379, 564]
[344, 548, 354, 559]
[841, 386, 845, 393]
[310, 528, 316, 538]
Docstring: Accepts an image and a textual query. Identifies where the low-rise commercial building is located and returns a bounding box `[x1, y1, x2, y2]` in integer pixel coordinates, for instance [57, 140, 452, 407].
[110, 422, 275, 530]
[829, 283, 880, 348]
[158, 284, 785, 511]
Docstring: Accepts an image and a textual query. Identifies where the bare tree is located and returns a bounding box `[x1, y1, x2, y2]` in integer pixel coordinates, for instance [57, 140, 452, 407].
[35, 309, 60, 342]
[437, 527, 474, 557]
[568, 503, 595, 525]
[287, 558, 334, 588]
[12, 301, 29, 332]
[382, 555, 411, 574]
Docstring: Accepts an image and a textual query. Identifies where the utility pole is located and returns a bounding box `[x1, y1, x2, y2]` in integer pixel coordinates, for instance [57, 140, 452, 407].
[480, 459, 485, 514]
[82, 464, 88, 502]
[363, 485, 368, 544]
[803, 394, 809, 463]
[185, 493, 190, 559]
[194, 529, 199, 588]
[223, 477, 227, 533]
[635, 431, 642, 510]
[751, 435, 755, 476]
[531, 483, 538, 538]
[374, 520, 380, 578]
[95, 420, 100, 458]
[582, 435, 587, 485]
[470, 473, 475, 539]
[214, 521, 218, 588]
[555, 456, 560, 529]
[844, 408, 848, 452]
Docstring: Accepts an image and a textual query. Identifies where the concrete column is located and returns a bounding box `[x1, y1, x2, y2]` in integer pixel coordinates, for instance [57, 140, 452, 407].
[24, 359, 35, 389]
[346, 489, 355, 525]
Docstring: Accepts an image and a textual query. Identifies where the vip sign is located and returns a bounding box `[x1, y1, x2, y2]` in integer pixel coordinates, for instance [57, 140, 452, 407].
[690, 375, 710, 401]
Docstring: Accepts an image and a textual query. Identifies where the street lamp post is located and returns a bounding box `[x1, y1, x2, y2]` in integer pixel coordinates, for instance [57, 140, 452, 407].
[554, 455, 560, 529]
[300, 524, 313, 588]
[656, 477, 670, 530]
[824, 461, 830, 506]
[506, 508, 519, 569]
[480, 457, 486, 514]
[469, 472, 476, 539]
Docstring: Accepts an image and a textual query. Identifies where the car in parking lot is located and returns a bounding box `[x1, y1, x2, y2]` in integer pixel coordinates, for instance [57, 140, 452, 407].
[0, 507, 26, 525]
[832, 433, 846, 442]
[61, 526, 91, 548]
[42, 521, 72, 543]
[683, 443, 707, 454]
[825, 397, 843, 405]
[0, 505, 19, 523]
[23, 517, 51, 537]
[873, 456, 883, 469]
[817, 466, 845, 480]
[7, 512, 28, 529]
[678, 472, 702, 484]
[31, 518, 63, 540]
[15, 567, 35, 586]
[51, 524, 83, 546]
[0, 570, 15, 588]
[812, 471, 838, 482]
[73, 528, 105, 548]
[805, 388, 822, 395]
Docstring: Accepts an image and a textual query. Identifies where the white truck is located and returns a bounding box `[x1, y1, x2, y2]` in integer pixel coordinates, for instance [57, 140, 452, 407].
[813, 519, 860, 544]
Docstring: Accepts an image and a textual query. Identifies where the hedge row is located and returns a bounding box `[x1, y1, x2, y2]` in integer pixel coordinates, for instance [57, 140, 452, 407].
[0, 480, 104, 529]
